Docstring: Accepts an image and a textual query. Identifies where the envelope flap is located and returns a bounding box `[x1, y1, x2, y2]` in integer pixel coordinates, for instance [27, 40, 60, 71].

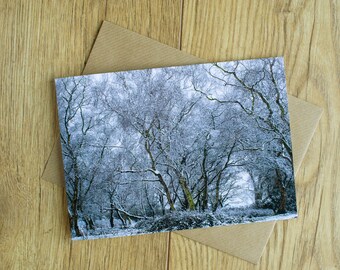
[288, 95, 323, 172]
[83, 21, 204, 75]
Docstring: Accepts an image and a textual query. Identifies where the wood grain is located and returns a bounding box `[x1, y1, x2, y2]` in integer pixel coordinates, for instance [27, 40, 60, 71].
[0, 0, 338, 269]
[0, 0, 181, 269]
[169, 0, 339, 269]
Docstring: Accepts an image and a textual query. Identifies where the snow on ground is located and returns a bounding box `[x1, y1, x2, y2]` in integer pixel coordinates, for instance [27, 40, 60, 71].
[72, 210, 298, 241]
[73, 228, 146, 241]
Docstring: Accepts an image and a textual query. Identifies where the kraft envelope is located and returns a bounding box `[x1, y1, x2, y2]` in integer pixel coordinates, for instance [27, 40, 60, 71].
[42, 21, 322, 264]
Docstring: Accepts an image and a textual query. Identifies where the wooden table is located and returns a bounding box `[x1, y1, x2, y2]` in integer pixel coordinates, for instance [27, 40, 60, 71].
[1, 1, 339, 269]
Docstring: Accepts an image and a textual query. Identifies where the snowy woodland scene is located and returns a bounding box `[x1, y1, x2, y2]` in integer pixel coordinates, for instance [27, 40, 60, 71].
[55, 57, 297, 240]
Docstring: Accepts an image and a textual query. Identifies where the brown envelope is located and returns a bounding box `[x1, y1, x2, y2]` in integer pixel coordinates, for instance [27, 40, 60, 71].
[42, 21, 322, 264]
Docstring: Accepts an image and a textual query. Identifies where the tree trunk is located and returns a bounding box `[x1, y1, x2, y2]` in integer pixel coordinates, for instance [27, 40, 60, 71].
[179, 176, 195, 210]
[212, 173, 222, 212]
[109, 202, 115, 228]
[71, 211, 82, 236]
[275, 169, 287, 214]
[84, 215, 95, 230]
[144, 137, 176, 211]
[71, 160, 82, 236]
[277, 183, 287, 214]
[201, 147, 209, 211]
[116, 209, 126, 227]
[159, 194, 165, 215]
[156, 173, 176, 211]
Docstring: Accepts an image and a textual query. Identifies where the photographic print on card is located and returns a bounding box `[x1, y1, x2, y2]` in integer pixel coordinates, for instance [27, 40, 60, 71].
[55, 57, 297, 240]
